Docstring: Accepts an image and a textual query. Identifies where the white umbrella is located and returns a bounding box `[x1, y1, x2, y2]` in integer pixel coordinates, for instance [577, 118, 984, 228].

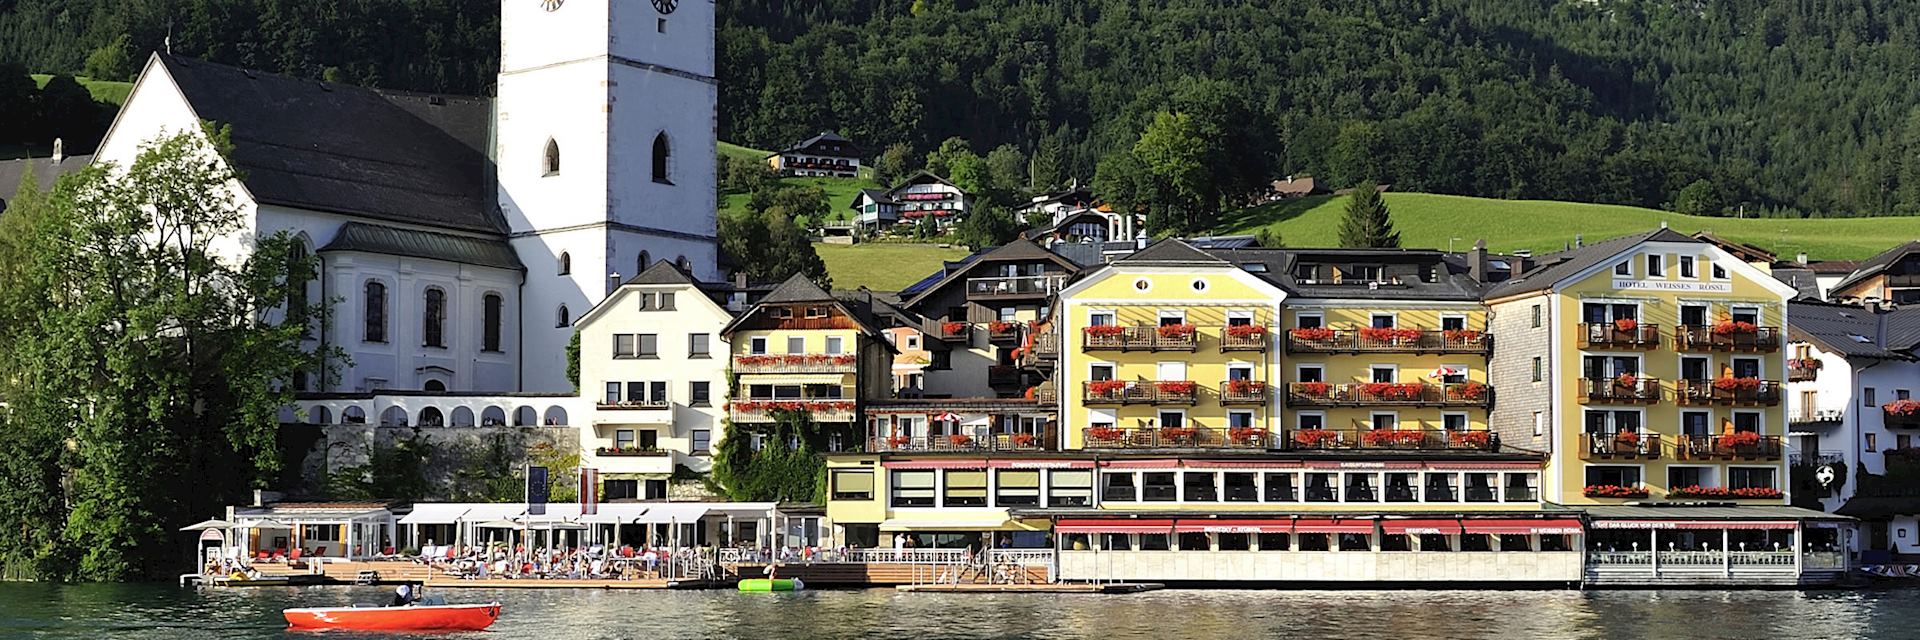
[1429, 366, 1464, 378]
[180, 519, 236, 531]
[477, 520, 526, 530]
[245, 519, 294, 529]
[528, 521, 588, 531]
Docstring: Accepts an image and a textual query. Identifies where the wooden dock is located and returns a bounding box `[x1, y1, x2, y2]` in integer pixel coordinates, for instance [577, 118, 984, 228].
[423, 578, 729, 590]
[895, 583, 1163, 594]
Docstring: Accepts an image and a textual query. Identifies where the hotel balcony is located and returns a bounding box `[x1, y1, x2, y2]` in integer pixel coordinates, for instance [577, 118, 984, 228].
[1081, 326, 1197, 352]
[985, 321, 1023, 344]
[932, 321, 972, 342]
[1579, 433, 1663, 461]
[1283, 328, 1490, 355]
[1282, 382, 1492, 408]
[966, 275, 1067, 300]
[1281, 428, 1497, 452]
[588, 446, 676, 474]
[1672, 434, 1786, 461]
[1790, 408, 1843, 427]
[732, 354, 858, 374]
[1675, 378, 1782, 406]
[1787, 358, 1822, 382]
[1579, 377, 1662, 404]
[596, 399, 672, 412]
[1218, 380, 1270, 406]
[1033, 380, 1059, 405]
[1219, 326, 1270, 352]
[1083, 381, 1198, 405]
[1579, 322, 1661, 350]
[729, 398, 855, 423]
[1674, 324, 1782, 353]
[870, 432, 1055, 453]
[1018, 331, 1059, 370]
[1083, 426, 1273, 450]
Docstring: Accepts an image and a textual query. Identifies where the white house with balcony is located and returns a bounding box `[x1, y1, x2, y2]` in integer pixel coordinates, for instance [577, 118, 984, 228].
[573, 260, 735, 499]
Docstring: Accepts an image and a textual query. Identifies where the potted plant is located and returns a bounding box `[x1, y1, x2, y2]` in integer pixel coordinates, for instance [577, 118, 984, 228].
[1730, 487, 1784, 499]
[1293, 381, 1332, 397]
[1160, 426, 1197, 443]
[1088, 426, 1126, 442]
[1088, 380, 1127, 399]
[941, 321, 968, 335]
[1358, 327, 1400, 343]
[988, 320, 1018, 334]
[1668, 485, 1728, 498]
[1293, 429, 1339, 448]
[1583, 484, 1649, 499]
[886, 434, 912, 448]
[1722, 431, 1762, 448]
[1085, 325, 1126, 338]
[1289, 326, 1337, 342]
[1712, 320, 1758, 335]
[1450, 431, 1491, 448]
[1228, 427, 1268, 445]
[1224, 379, 1261, 395]
[1010, 433, 1037, 448]
[1613, 318, 1639, 332]
[1613, 373, 1639, 395]
[1156, 323, 1197, 340]
[1448, 380, 1489, 401]
[1442, 328, 1483, 344]
[947, 434, 975, 447]
[1226, 324, 1268, 339]
[1884, 399, 1920, 422]
[1155, 381, 1196, 396]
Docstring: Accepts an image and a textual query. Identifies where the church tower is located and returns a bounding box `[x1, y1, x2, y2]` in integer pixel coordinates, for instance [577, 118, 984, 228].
[496, 0, 719, 391]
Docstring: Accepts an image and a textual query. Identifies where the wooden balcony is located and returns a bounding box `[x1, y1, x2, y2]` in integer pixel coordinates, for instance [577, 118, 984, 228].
[729, 398, 855, 423]
[870, 432, 1054, 453]
[1579, 322, 1660, 350]
[1081, 326, 1196, 352]
[1787, 358, 1821, 382]
[732, 354, 858, 374]
[932, 322, 972, 342]
[1218, 380, 1269, 405]
[1083, 426, 1273, 450]
[1219, 326, 1270, 352]
[1082, 381, 1197, 405]
[1283, 328, 1490, 355]
[1674, 325, 1782, 353]
[966, 275, 1067, 300]
[985, 321, 1023, 343]
[1282, 428, 1496, 452]
[1884, 404, 1920, 428]
[1018, 331, 1059, 370]
[594, 447, 670, 457]
[1672, 434, 1785, 461]
[1282, 382, 1492, 408]
[1579, 377, 1661, 404]
[1579, 433, 1663, 460]
[987, 365, 1022, 388]
[1675, 378, 1782, 406]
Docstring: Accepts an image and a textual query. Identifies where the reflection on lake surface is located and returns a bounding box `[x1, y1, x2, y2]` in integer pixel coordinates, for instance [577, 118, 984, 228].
[0, 583, 1907, 639]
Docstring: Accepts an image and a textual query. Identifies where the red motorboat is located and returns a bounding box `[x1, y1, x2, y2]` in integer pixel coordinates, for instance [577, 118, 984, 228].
[283, 602, 502, 632]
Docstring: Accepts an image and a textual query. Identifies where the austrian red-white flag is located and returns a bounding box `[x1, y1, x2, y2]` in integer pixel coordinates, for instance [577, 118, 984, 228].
[581, 468, 600, 515]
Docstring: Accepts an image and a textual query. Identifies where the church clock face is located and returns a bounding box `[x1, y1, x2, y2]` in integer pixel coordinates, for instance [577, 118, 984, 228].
[540, 0, 562, 11]
[652, 0, 677, 14]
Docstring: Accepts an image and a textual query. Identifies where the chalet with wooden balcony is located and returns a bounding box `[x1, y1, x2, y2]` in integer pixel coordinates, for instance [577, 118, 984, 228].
[766, 130, 861, 178]
[720, 274, 895, 438]
[1828, 240, 1920, 304]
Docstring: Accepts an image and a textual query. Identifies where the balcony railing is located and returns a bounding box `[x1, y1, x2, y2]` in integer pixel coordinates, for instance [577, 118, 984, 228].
[986, 321, 1023, 342]
[1579, 433, 1663, 460]
[1282, 428, 1497, 452]
[732, 354, 858, 373]
[1673, 434, 1786, 461]
[597, 399, 670, 410]
[1083, 426, 1273, 450]
[1220, 326, 1270, 352]
[1282, 382, 1492, 408]
[1579, 322, 1661, 349]
[1674, 325, 1782, 352]
[1032, 381, 1058, 405]
[966, 275, 1067, 298]
[1885, 406, 1920, 428]
[729, 398, 855, 423]
[1790, 451, 1847, 467]
[1219, 380, 1269, 405]
[595, 447, 670, 457]
[1082, 381, 1197, 405]
[1787, 358, 1822, 382]
[1790, 408, 1843, 425]
[869, 432, 1053, 453]
[932, 322, 972, 342]
[1283, 328, 1490, 355]
[1579, 377, 1662, 404]
[1676, 378, 1783, 406]
[1081, 326, 1197, 352]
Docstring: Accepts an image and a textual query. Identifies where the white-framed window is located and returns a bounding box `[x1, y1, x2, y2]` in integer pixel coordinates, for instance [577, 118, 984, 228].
[1295, 312, 1324, 329]
[1227, 310, 1255, 326]
[1680, 255, 1696, 278]
[1648, 254, 1665, 277]
[1228, 410, 1254, 429]
[1614, 260, 1631, 276]
[825, 336, 845, 355]
[1156, 409, 1186, 429]
[1089, 362, 1116, 381]
[1296, 364, 1324, 383]
[1296, 411, 1326, 431]
[1158, 309, 1186, 325]
[1712, 262, 1729, 280]
[1440, 314, 1467, 332]
[1370, 412, 1398, 430]
[1441, 413, 1468, 431]
[750, 337, 768, 355]
[1087, 408, 1117, 431]
[998, 307, 1018, 322]
[1227, 362, 1254, 381]
[1089, 309, 1116, 327]
[1370, 365, 1397, 383]
[1370, 313, 1396, 329]
[1440, 364, 1469, 384]
[786, 336, 805, 353]
[1533, 411, 1546, 437]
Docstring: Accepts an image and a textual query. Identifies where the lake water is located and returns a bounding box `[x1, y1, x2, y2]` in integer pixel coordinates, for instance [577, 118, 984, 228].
[0, 583, 1912, 639]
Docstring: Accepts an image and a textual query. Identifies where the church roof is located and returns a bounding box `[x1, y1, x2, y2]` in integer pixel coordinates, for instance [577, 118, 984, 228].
[153, 54, 501, 235]
[319, 222, 523, 271]
[0, 153, 93, 211]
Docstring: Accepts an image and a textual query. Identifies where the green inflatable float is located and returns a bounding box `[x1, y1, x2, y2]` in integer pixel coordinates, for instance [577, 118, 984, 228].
[737, 578, 804, 592]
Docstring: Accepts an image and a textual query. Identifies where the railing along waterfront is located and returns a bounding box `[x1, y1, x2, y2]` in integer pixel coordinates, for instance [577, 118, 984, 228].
[1283, 328, 1490, 354]
[1283, 382, 1492, 407]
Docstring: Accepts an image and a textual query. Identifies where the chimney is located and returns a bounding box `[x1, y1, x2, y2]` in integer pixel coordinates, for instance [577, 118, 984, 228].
[733, 271, 747, 289]
[1467, 239, 1489, 282]
[51, 138, 63, 164]
[1797, 252, 1809, 265]
[1574, 234, 1584, 248]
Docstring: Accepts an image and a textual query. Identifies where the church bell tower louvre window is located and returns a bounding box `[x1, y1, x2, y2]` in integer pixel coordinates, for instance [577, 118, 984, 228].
[652, 132, 672, 184]
[544, 138, 561, 176]
[557, 305, 572, 328]
[558, 251, 572, 275]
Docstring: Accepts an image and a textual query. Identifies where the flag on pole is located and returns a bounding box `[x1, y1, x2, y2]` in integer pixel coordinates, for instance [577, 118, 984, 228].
[526, 465, 549, 516]
[581, 468, 600, 515]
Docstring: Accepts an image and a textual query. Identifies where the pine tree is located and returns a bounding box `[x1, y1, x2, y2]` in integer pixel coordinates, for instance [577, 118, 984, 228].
[1337, 182, 1400, 248]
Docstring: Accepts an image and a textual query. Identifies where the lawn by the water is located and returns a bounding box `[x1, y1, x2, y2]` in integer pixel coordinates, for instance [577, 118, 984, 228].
[815, 242, 969, 292]
[1214, 193, 1920, 261]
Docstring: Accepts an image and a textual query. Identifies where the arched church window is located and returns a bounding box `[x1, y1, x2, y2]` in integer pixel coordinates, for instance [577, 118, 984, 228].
[652, 132, 671, 183]
[482, 293, 504, 352]
[423, 287, 447, 348]
[364, 281, 387, 343]
[557, 304, 571, 328]
[676, 255, 691, 272]
[558, 251, 572, 275]
[638, 251, 651, 275]
[544, 138, 561, 176]
[288, 243, 312, 338]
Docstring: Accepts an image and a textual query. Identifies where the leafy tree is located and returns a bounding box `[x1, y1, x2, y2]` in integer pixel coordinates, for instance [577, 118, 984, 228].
[1131, 111, 1211, 233]
[1675, 179, 1725, 216]
[0, 129, 330, 580]
[564, 331, 580, 391]
[720, 208, 830, 289]
[953, 204, 1022, 248]
[923, 137, 975, 178]
[983, 143, 1027, 205]
[874, 142, 914, 186]
[746, 183, 829, 227]
[1337, 183, 1400, 248]
[1254, 227, 1284, 248]
[82, 34, 133, 81]
[722, 155, 776, 194]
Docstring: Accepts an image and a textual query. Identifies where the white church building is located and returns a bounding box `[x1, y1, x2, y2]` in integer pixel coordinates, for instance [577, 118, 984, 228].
[92, 0, 718, 395]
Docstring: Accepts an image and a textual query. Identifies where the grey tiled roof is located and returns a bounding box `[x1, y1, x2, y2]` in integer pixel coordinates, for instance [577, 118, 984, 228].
[1114, 238, 1228, 265]
[760, 273, 836, 304]
[1768, 266, 1823, 301]
[1483, 228, 1698, 299]
[1208, 247, 1487, 301]
[1787, 301, 1906, 359]
[0, 154, 92, 210]
[318, 222, 522, 271]
[623, 259, 697, 286]
[1831, 240, 1920, 294]
[158, 55, 499, 234]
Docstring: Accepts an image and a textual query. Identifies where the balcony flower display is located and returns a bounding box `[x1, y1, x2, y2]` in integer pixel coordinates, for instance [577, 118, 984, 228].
[1085, 325, 1126, 337]
[1358, 327, 1420, 342]
[1712, 320, 1759, 335]
[1450, 431, 1491, 448]
[1226, 324, 1268, 338]
[1612, 318, 1639, 332]
[1731, 487, 1785, 499]
[886, 435, 911, 447]
[1156, 323, 1197, 339]
[1448, 381, 1489, 400]
[1088, 426, 1126, 442]
[1361, 382, 1425, 400]
[941, 321, 968, 334]
[1010, 433, 1037, 447]
[1023, 386, 1037, 400]
[1362, 429, 1427, 447]
[1884, 399, 1920, 416]
[1293, 429, 1339, 447]
[1583, 484, 1649, 498]
[831, 354, 856, 365]
[1228, 427, 1268, 445]
[1615, 373, 1638, 389]
[1614, 431, 1641, 445]
[1225, 379, 1262, 395]
[1293, 381, 1331, 397]
[1788, 358, 1823, 371]
[1155, 381, 1196, 395]
[735, 355, 779, 366]
[988, 320, 1018, 333]
[947, 434, 975, 447]
[1668, 485, 1726, 498]
[1160, 427, 1197, 442]
[1289, 327, 1337, 341]
[1713, 376, 1762, 392]
[1089, 380, 1127, 395]
[1442, 329, 1483, 343]
[1722, 431, 1762, 447]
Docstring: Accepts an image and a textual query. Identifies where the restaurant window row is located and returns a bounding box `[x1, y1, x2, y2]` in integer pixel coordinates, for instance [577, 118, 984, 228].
[831, 469, 1096, 508]
[1061, 531, 1575, 553]
[1099, 470, 1540, 504]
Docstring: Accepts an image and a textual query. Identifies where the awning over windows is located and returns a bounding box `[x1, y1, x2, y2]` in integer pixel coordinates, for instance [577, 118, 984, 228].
[881, 460, 989, 469]
[1291, 518, 1376, 534]
[1460, 518, 1585, 535]
[1381, 518, 1462, 535]
[1172, 519, 1290, 534]
[987, 460, 1095, 469]
[1590, 520, 1798, 530]
[1054, 519, 1176, 534]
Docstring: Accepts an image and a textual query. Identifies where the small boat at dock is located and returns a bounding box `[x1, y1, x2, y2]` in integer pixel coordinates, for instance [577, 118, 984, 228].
[283, 602, 502, 632]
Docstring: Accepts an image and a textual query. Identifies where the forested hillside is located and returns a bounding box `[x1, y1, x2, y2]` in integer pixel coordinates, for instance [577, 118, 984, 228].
[7, 0, 1920, 218]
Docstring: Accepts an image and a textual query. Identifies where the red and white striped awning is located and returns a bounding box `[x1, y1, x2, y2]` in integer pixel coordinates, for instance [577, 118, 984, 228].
[1291, 518, 1377, 534]
[1460, 518, 1585, 535]
[1381, 518, 1462, 535]
[1054, 519, 1175, 534]
[1172, 519, 1291, 534]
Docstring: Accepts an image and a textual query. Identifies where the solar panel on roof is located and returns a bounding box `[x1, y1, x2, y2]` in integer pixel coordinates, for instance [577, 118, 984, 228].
[1242, 263, 1268, 273]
